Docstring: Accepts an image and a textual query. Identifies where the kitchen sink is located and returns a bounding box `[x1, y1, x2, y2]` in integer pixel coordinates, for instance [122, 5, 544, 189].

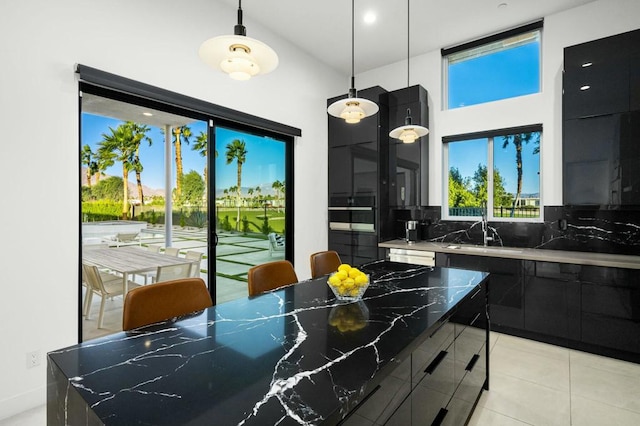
[446, 245, 523, 254]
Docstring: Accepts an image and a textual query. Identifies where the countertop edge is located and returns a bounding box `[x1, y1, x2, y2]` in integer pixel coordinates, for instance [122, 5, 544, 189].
[379, 240, 640, 270]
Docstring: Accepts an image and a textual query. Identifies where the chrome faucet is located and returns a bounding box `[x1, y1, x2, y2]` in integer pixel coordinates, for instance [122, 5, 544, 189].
[481, 204, 493, 246]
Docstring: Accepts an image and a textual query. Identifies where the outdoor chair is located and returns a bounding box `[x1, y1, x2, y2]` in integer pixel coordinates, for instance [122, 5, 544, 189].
[155, 263, 191, 283]
[163, 247, 180, 256]
[83, 264, 140, 329]
[267, 233, 285, 256]
[310, 250, 342, 279]
[114, 232, 141, 247]
[247, 260, 298, 297]
[122, 278, 212, 331]
[185, 251, 203, 277]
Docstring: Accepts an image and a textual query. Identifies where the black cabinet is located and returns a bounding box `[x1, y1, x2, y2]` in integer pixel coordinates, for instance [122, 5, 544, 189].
[437, 253, 524, 331]
[563, 28, 640, 207]
[385, 85, 429, 208]
[328, 86, 390, 264]
[358, 282, 488, 426]
[523, 261, 581, 341]
[579, 265, 640, 355]
[563, 32, 631, 119]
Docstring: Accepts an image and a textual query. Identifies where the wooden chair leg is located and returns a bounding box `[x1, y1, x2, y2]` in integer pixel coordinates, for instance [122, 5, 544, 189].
[98, 297, 106, 329]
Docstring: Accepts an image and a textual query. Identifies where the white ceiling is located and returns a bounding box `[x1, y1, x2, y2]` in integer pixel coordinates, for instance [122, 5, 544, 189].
[218, 0, 598, 75]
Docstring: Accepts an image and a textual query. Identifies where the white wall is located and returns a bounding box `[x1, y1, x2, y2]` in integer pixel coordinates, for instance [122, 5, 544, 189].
[0, 0, 342, 419]
[358, 0, 640, 208]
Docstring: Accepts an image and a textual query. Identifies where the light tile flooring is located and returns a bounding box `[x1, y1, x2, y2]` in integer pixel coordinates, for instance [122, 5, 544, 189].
[4, 332, 640, 425]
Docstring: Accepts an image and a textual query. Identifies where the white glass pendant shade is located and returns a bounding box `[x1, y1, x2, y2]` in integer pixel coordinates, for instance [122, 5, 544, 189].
[326, 0, 378, 124]
[199, 35, 278, 80]
[328, 96, 379, 124]
[389, 124, 429, 143]
[199, 2, 278, 80]
[389, 109, 428, 143]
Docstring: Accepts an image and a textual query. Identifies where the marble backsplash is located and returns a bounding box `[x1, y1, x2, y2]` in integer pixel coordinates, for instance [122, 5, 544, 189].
[391, 206, 640, 256]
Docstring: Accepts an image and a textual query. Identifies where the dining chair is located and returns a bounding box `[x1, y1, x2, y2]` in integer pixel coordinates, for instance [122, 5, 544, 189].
[163, 247, 180, 257]
[147, 245, 161, 253]
[185, 251, 203, 277]
[155, 263, 191, 283]
[247, 260, 298, 297]
[122, 278, 213, 331]
[81, 264, 123, 317]
[83, 264, 141, 329]
[267, 233, 285, 256]
[310, 250, 342, 279]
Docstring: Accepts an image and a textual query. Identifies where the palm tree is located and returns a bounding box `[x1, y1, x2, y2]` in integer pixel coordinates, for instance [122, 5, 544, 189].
[192, 131, 208, 199]
[81, 145, 99, 188]
[225, 139, 248, 230]
[126, 122, 152, 205]
[272, 180, 284, 211]
[172, 125, 192, 202]
[255, 185, 262, 205]
[502, 132, 540, 217]
[247, 187, 254, 207]
[98, 124, 139, 219]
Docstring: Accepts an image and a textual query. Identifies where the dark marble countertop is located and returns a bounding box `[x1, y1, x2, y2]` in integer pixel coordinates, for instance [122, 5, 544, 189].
[48, 261, 488, 426]
[380, 239, 640, 269]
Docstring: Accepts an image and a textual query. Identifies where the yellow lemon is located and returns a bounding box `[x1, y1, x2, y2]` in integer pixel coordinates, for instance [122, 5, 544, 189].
[335, 270, 348, 281]
[354, 274, 368, 285]
[338, 264, 352, 273]
[348, 268, 361, 279]
[328, 275, 341, 286]
[349, 289, 360, 297]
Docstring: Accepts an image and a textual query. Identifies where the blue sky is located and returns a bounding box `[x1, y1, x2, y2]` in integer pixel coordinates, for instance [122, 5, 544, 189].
[81, 114, 286, 193]
[447, 37, 541, 195]
[214, 127, 285, 193]
[82, 113, 207, 190]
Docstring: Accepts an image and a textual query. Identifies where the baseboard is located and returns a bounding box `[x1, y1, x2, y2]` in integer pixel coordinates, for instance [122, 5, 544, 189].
[0, 385, 45, 422]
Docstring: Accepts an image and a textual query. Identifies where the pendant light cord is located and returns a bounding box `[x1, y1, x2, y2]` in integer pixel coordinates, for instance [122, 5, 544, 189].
[350, 0, 356, 93]
[407, 0, 410, 87]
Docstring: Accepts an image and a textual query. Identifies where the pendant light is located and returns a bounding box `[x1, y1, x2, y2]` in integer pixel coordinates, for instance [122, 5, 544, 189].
[389, 0, 429, 143]
[199, 0, 278, 81]
[327, 0, 379, 124]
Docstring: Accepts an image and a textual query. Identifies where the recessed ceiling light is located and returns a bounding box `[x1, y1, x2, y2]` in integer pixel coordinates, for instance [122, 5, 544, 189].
[363, 11, 376, 25]
[143, 112, 153, 117]
[498, 3, 508, 8]
[582, 62, 593, 67]
[580, 85, 591, 91]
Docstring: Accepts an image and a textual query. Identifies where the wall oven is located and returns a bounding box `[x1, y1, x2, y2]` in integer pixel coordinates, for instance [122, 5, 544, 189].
[329, 196, 376, 233]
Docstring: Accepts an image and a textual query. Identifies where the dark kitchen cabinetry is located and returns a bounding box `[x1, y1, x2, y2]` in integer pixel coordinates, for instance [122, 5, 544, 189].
[436, 253, 523, 331]
[579, 265, 640, 355]
[327, 86, 391, 266]
[563, 28, 640, 207]
[384, 85, 429, 208]
[523, 261, 581, 341]
[350, 282, 488, 426]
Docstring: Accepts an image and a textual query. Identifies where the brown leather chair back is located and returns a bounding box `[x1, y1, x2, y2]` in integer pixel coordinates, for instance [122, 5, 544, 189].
[122, 278, 213, 331]
[310, 250, 342, 279]
[247, 260, 298, 297]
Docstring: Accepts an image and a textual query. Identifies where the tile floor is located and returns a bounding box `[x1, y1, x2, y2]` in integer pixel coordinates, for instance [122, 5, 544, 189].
[4, 332, 640, 425]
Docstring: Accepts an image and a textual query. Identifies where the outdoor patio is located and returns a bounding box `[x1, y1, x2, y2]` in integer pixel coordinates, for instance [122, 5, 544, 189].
[82, 225, 284, 341]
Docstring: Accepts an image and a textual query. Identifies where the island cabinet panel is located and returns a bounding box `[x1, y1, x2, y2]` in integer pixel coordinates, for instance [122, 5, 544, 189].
[579, 265, 640, 354]
[351, 282, 489, 426]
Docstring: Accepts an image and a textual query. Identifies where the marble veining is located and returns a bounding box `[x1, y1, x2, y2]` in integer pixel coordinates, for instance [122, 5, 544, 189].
[396, 205, 640, 256]
[47, 261, 487, 426]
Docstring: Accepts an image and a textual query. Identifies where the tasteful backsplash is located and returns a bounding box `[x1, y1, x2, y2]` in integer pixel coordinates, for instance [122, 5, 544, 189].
[391, 206, 640, 256]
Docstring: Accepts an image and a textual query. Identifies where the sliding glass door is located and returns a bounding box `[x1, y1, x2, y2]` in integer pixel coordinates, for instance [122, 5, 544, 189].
[213, 126, 291, 304]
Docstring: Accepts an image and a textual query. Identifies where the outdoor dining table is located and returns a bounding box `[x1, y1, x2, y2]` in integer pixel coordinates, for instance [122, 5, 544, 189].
[82, 246, 195, 293]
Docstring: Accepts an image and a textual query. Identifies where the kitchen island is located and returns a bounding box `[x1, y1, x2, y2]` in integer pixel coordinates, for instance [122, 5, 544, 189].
[47, 261, 489, 425]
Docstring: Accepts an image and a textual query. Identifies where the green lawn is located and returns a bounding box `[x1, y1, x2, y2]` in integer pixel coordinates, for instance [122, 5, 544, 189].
[216, 207, 286, 234]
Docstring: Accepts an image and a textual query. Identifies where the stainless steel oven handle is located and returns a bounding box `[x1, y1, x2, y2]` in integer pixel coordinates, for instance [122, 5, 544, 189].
[328, 207, 374, 211]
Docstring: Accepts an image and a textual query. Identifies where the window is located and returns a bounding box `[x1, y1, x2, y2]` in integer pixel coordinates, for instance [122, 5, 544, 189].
[443, 21, 542, 109]
[444, 126, 541, 221]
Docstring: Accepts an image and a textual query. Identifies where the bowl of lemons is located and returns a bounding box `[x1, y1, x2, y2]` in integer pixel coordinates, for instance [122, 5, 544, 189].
[327, 263, 370, 301]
